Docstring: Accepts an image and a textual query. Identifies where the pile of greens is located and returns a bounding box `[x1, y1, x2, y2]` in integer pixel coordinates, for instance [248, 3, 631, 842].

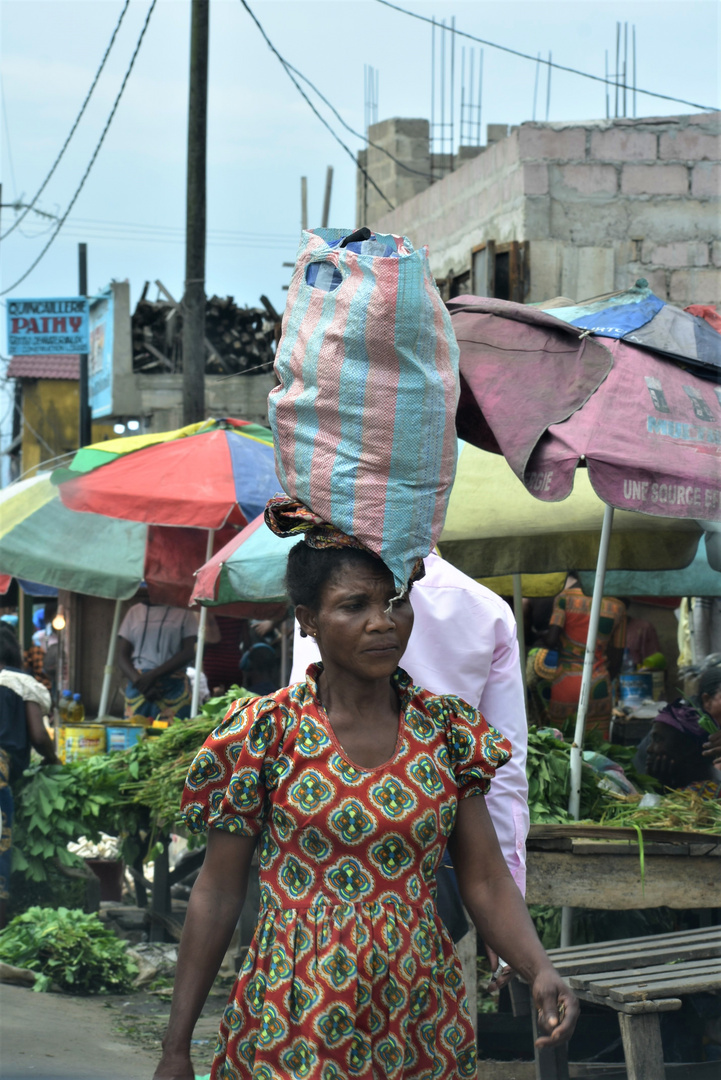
[0, 907, 138, 993]
[11, 687, 248, 895]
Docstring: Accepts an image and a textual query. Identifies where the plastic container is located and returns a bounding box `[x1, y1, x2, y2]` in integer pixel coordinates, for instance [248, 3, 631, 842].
[618, 672, 654, 708]
[105, 724, 146, 753]
[58, 690, 72, 724]
[58, 723, 106, 764]
[69, 693, 85, 723]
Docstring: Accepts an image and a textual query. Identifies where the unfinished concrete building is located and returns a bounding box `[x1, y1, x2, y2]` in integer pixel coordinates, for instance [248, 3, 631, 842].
[358, 112, 720, 309]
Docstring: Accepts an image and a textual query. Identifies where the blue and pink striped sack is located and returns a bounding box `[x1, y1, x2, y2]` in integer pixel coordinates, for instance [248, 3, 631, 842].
[268, 228, 460, 591]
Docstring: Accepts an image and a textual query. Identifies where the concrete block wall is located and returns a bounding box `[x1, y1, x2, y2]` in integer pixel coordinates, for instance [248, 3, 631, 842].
[370, 111, 720, 309]
[360, 118, 432, 227]
[137, 371, 276, 432]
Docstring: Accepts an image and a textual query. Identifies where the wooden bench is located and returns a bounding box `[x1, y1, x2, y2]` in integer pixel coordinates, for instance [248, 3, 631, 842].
[512, 926, 721, 1080]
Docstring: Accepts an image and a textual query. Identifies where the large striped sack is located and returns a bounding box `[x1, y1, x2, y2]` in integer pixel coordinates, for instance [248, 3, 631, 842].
[268, 227, 460, 592]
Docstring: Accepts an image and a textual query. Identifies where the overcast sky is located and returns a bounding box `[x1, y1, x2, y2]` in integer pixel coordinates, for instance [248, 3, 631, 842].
[1, 0, 718, 465]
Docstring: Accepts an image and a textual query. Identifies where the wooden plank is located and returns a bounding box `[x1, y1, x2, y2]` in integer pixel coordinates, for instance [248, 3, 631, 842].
[571, 956, 721, 992]
[607, 972, 721, 1001]
[528, 823, 721, 848]
[550, 942, 721, 977]
[526, 851, 720, 908]
[568, 840, 691, 856]
[574, 990, 682, 1013]
[548, 925, 720, 962]
[618, 1012, 665, 1080]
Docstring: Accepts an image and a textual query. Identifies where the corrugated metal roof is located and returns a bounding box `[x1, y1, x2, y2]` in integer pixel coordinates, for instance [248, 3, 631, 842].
[7, 355, 80, 380]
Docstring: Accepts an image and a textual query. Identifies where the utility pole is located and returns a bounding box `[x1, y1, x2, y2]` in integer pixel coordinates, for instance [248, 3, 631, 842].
[182, 0, 209, 426]
[300, 176, 308, 232]
[78, 242, 92, 447]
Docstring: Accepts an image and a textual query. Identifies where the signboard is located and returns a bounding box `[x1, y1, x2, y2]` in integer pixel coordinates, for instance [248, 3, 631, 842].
[88, 281, 135, 419]
[88, 287, 115, 418]
[7, 297, 89, 355]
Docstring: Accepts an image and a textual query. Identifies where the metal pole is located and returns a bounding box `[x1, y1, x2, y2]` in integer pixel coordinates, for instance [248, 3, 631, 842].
[561, 502, 615, 948]
[450, 16, 455, 170]
[321, 166, 333, 229]
[191, 528, 214, 717]
[568, 503, 615, 820]
[477, 50, 483, 145]
[632, 25, 637, 118]
[78, 243, 91, 447]
[605, 50, 610, 119]
[533, 52, 541, 121]
[182, 0, 209, 427]
[97, 598, 122, 719]
[301, 176, 308, 232]
[615, 22, 620, 118]
[623, 22, 628, 118]
[545, 52, 552, 121]
[512, 573, 526, 691]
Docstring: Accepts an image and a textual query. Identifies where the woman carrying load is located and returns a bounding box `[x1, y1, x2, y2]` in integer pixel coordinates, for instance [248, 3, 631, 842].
[154, 506, 578, 1080]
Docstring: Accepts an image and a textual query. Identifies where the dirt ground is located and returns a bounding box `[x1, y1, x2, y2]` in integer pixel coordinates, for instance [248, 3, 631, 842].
[0, 980, 233, 1080]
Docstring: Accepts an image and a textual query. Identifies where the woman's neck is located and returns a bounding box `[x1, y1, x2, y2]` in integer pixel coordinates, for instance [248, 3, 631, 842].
[317, 663, 397, 721]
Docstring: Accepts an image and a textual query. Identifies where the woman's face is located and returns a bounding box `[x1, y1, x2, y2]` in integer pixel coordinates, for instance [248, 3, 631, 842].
[298, 560, 414, 682]
[701, 686, 721, 724]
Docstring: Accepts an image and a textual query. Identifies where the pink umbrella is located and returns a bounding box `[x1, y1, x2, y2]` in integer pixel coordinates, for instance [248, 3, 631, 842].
[450, 296, 721, 840]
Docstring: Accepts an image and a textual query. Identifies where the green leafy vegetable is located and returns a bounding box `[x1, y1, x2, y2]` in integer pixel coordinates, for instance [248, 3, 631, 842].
[0, 907, 137, 993]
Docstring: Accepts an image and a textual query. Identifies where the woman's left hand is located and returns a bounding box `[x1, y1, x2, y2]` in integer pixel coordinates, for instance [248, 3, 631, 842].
[531, 966, 579, 1048]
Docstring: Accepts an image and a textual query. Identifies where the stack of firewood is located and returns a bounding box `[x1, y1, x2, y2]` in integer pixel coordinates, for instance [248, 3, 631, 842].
[132, 281, 281, 376]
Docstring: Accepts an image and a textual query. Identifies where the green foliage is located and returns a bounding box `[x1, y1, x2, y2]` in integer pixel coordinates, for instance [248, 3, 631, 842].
[0, 907, 137, 993]
[529, 904, 678, 951]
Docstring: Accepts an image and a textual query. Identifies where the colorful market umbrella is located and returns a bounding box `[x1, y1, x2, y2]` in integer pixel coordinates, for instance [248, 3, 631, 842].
[53, 417, 278, 528]
[0, 473, 282, 717]
[192, 442, 703, 602]
[53, 417, 282, 714]
[578, 535, 721, 598]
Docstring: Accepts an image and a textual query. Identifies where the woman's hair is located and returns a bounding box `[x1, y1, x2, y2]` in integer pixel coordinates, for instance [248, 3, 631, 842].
[285, 542, 391, 611]
[0, 624, 23, 668]
[698, 660, 721, 702]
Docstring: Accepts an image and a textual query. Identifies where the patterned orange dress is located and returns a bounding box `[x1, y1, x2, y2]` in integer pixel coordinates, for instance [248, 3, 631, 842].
[181, 664, 512, 1080]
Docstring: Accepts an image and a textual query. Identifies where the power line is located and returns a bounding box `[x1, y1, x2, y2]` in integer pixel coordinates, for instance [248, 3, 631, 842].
[1, 0, 157, 297]
[284, 62, 434, 182]
[239, 1, 395, 212]
[375, 0, 718, 113]
[1, 1, 131, 242]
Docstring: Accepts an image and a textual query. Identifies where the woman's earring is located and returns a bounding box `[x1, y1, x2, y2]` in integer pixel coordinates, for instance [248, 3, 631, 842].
[300, 629, 308, 638]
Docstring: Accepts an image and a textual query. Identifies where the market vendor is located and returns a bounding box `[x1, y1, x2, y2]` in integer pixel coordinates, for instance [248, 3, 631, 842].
[117, 588, 200, 723]
[0, 626, 58, 927]
[643, 673, 721, 799]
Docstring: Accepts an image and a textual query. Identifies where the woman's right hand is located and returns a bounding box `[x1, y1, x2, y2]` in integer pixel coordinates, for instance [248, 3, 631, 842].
[152, 1047, 195, 1080]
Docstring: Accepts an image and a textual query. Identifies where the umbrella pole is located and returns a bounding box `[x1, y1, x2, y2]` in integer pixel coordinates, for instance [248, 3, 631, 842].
[98, 598, 123, 719]
[191, 529, 215, 717]
[511, 573, 526, 691]
[562, 502, 614, 947]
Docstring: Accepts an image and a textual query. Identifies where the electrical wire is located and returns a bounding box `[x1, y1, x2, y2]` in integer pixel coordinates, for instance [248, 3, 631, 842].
[284, 61, 434, 182]
[239, 0, 395, 212]
[375, 0, 719, 113]
[1, 0, 157, 297]
[1, 0, 131, 241]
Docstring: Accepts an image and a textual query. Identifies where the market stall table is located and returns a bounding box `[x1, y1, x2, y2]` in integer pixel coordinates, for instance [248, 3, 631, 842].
[525, 824, 720, 910]
[512, 926, 721, 1080]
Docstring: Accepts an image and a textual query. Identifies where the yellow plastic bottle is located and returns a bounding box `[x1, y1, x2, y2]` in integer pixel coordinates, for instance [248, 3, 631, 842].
[58, 690, 72, 724]
[69, 693, 85, 723]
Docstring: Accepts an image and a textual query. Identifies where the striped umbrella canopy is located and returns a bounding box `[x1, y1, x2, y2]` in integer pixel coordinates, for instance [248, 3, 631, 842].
[53, 417, 279, 529]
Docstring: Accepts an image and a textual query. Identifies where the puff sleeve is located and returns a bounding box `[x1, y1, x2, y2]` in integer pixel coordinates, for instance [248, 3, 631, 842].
[442, 695, 513, 799]
[181, 695, 289, 836]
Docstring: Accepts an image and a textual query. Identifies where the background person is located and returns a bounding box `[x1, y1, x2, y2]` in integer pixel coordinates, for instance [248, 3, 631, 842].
[154, 540, 577, 1080]
[0, 626, 58, 927]
[545, 573, 626, 737]
[117, 588, 200, 722]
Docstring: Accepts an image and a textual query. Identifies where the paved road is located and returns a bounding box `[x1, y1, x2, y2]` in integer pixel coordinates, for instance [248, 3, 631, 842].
[1, 983, 161, 1080]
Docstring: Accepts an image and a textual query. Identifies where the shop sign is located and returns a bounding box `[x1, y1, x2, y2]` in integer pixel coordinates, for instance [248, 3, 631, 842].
[7, 297, 89, 355]
[88, 282, 133, 419]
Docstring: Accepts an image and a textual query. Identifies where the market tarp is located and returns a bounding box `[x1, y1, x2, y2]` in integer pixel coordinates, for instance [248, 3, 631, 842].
[192, 443, 703, 605]
[53, 417, 279, 529]
[451, 298, 721, 523]
[544, 281, 721, 379]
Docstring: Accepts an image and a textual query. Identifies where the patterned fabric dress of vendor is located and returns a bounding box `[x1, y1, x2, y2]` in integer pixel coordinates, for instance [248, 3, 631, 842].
[181, 663, 512, 1080]
[548, 586, 626, 734]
